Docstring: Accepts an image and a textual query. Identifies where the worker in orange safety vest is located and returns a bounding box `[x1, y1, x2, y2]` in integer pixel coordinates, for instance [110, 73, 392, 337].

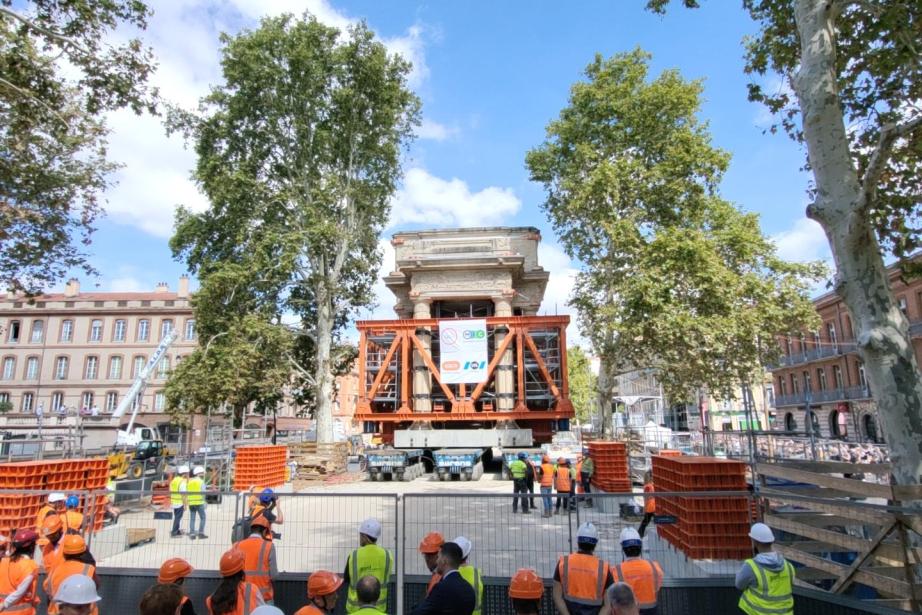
[553, 522, 613, 615]
[0, 529, 40, 615]
[44, 535, 98, 615]
[235, 515, 277, 604]
[418, 532, 445, 595]
[294, 570, 343, 615]
[614, 528, 663, 615]
[40, 515, 65, 576]
[638, 472, 656, 538]
[35, 493, 65, 533]
[206, 549, 264, 615]
[158, 557, 196, 615]
[538, 455, 555, 517]
[554, 458, 575, 514]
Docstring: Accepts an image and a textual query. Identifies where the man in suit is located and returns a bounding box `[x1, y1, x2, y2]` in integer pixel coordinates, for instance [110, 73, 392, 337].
[410, 542, 475, 615]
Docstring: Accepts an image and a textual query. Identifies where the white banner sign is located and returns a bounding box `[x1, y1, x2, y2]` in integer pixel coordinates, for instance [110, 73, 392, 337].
[439, 319, 488, 384]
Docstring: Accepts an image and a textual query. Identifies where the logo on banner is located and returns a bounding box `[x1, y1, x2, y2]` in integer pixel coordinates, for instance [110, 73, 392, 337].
[439, 319, 488, 384]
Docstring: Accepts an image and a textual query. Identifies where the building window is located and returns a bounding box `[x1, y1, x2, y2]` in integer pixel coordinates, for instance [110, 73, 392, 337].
[108, 356, 123, 380]
[84, 356, 99, 380]
[154, 391, 165, 411]
[784, 412, 797, 431]
[803, 371, 812, 393]
[81, 392, 93, 410]
[897, 296, 908, 315]
[833, 364, 844, 389]
[863, 414, 881, 443]
[30, 320, 44, 343]
[830, 410, 847, 438]
[160, 319, 173, 340]
[54, 356, 69, 380]
[51, 392, 65, 411]
[21, 393, 34, 412]
[137, 319, 150, 342]
[790, 374, 798, 394]
[7, 321, 20, 343]
[89, 319, 103, 342]
[25, 357, 39, 380]
[785, 336, 792, 356]
[779, 379, 787, 396]
[105, 392, 118, 412]
[184, 319, 196, 341]
[0, 392, 9, 404]
[807, 410, 821, 435]
[157, 357, 170, 378]
[60, 320, 73, 342]
[858, 363, 868, 389]
[799, 334, 807, 355]
[765, 385, 775, 408]
[816, 368, 827, 391]
[2, 358, 15, 380]
[132, 355, 145, 378]
[113, 319, 127, 342]
[812, 330, 820, 348]
[827, 323, 837, 348]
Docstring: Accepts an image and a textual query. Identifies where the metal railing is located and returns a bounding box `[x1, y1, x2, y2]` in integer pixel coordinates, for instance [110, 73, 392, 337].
[774, 385, 870, 408]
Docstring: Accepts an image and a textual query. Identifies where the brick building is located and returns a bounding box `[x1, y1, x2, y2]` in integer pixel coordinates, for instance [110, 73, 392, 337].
[771, 263, 922, 443]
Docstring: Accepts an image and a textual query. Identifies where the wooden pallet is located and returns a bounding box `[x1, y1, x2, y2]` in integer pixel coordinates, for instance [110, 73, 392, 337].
[126, 527, 155, 548]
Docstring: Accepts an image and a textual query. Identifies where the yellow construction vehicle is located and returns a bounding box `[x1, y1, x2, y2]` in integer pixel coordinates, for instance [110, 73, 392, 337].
[108, 440, 168, 481]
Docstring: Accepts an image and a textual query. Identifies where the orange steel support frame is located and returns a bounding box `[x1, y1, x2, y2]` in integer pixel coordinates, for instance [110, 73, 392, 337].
[355, 316, 575, 423]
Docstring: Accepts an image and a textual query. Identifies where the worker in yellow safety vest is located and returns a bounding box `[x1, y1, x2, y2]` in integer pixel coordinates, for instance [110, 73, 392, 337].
[453, 537, 483, 615]
[735, 523, 794, 615]
[187, 466, 207, 540]
[170, 466, 189, 538]
[509, 452, 530, 514]
[343, 519, 393, 613]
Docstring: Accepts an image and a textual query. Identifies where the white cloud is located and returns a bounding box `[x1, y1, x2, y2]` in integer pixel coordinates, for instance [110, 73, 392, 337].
[108, 276, 144, 292]
[389, 168, 522, 228]
[771, 217, 830, 263]
[418, 118, 459, 141]
[536, 242, 583, 345]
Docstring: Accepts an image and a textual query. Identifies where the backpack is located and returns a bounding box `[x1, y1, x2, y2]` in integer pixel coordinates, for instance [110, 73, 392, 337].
[231, 516, 252, 543]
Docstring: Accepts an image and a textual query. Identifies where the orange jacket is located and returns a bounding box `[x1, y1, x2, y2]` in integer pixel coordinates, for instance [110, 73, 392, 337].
[35, 506, 57, 532]
[643, 483, 656, 514]
[614, 559, 663, 610]
[426, 572, 441, 595]
[0, 556, 39, 615]
[206, 581, 263, 615]
[555, 466, 573, 492]
[557, 553, 609, 607]
[236, 536, 274, 602]
[62, 511, 84, 535]
[46, 561, 97, 615]
[539, 463, 555, 487]
[40, 542, 63, 575]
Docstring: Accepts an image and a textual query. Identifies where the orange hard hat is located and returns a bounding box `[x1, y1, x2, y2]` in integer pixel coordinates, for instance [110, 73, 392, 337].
[542, 455, 550, 463]
[219, 549, 246, 577]
[308, 570, 343, 598]
[42, 514, 63, 536]
[418, 532, 445, 554]
[61, 534, 86, 555]
[250, 515, 271, 530]
[509, 568, 544, 599]
[158, 558, 193, 583]
[557, 457, 565, 464]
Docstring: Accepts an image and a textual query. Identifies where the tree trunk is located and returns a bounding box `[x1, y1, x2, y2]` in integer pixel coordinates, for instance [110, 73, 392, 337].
[596, 356, 615, 438]
[313, 288, 336, 444]
[794, 0, 922, 487]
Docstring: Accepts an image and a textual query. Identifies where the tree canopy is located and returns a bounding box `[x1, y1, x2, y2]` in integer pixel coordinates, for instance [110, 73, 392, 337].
[567, 346, 597, 423]
[0, 1, 157, 293]
[167, 13, 419, 441]
[527, 49, 823, 404]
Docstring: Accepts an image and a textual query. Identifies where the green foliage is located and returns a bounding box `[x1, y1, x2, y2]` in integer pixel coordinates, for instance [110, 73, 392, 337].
[166, 13, 419, 434]
[527, 49, 824, 401]
[741, 0, 921, 272]
[0, 400, 12, 413]
[0, 1, 157, 293]
[567, 346, 597, 422]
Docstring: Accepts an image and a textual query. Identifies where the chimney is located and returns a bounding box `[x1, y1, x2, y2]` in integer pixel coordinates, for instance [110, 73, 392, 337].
[177, 275, 190, 298]
[154, 282, 169, 294]
[64, 278, 80, 298]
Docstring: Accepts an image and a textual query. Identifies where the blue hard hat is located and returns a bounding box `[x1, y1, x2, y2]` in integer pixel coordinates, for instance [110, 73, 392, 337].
[65, 495, 79, 509]
[517, 452, 527, 460]
[259, 488, 275, 504]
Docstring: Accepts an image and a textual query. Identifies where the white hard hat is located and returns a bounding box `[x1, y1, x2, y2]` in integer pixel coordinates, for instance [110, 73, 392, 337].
[49, 492, 66, 503]
[251, 607, 285, 615]
[577, 522, 599, 545]
[178, 465, 190, 475]
[749, 523, 775, 544]
[452, 536, 472, 559]
[359, 518, 382, 540]
[193, 466, 205, 476]
[620, 527, 642, 546]
[54, 574, 101, 605]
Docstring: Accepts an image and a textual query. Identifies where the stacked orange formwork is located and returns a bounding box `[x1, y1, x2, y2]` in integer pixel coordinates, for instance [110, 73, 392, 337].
[233, 445, 287, 491]
[0, 458, 109, 539]
[587, 441, 631, 493]
[651, 455, 750, 560]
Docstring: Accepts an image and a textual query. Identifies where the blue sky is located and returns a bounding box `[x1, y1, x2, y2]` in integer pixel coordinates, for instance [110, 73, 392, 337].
[75, 1, 830, 331]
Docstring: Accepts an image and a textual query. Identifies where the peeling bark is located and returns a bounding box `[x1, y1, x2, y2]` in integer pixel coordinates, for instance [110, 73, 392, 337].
[313, 285, 335, 444]
[794, 0, 922, 488]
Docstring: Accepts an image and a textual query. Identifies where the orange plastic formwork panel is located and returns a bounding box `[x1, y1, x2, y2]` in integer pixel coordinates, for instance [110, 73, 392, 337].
[233, 445, 287, 491]
[588, 441, 630, 492]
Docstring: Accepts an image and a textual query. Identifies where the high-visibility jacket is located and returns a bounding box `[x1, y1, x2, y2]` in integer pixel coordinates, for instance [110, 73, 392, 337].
[539, 463, 555, 487]
[187, 477, 205, 505]
[346, 544, 392, 613]
[643, 483, 656, 514]
[738, 558, 795, 615]
[555, 466, 573, 492]
[614, 559, 663, 610]
[170, 476, 187, 507]
[46, 561, 96, 615]
[236, 535, 274, 602]
[40, 542, 63, 574]
[557, 553, 609, 607]
[508, 459, 527, 479]
[459, 564, 483, 615]
[351, 608, 386, 614]
[581, 457, 595, 476]
[293, 605, 324, 615]
[206, 581, 263, 615]
[426, 572, 441, 595]
[0, 556, 39, 614]
[35, 506, 57, 532]
[62, 511, 83, 535]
